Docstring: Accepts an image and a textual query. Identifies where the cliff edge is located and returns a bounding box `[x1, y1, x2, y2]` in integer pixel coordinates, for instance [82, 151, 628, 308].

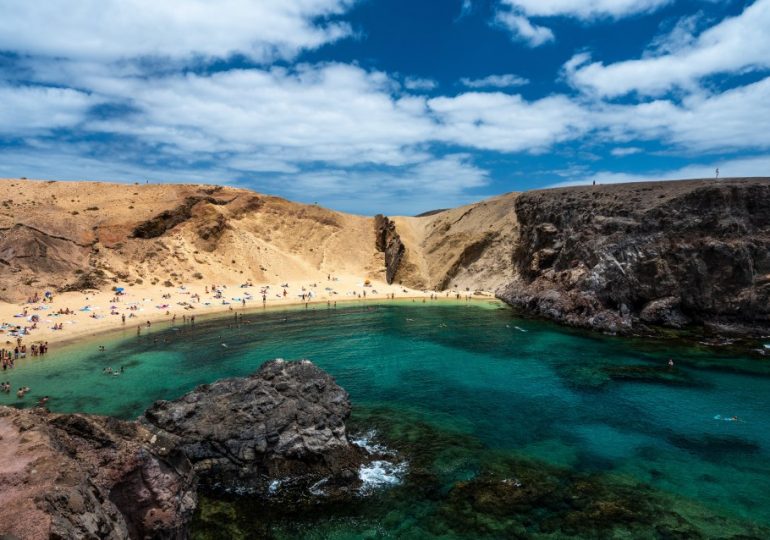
[497, 179, 770, 335]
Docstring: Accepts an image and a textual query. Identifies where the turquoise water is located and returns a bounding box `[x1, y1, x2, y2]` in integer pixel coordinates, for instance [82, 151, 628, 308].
[3, 301, 770, 538]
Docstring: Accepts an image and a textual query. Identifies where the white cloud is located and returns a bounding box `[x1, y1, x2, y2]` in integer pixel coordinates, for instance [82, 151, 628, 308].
[460, 74, 529, 88]
[495, 0, 671, 45]
[610, 147, 642, 157]
[0, 0, 354, 62]
[495, 12, 554, 47]
[551, 153, 770, 188]
[500, 0, 671, 20]
[11, 59, 597, 166]
[565, 0, 770, 97]
[404, 77, 438, 91]
[457, 0, 473, 20]
[269, 154, 489, 215]
[80, 64, 436, 168]
[0, 84, 96, 134]
[429, 92, 589, 152]
[647, 13, 702, 56]
[600, 76, 770, 153]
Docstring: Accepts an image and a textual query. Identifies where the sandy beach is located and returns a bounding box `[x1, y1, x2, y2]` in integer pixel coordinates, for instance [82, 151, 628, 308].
[0, 275, 491, 351]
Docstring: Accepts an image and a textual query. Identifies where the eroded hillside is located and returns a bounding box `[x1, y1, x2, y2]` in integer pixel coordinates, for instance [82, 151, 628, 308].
[391, 193, 519, 292]
[0, 179, 383, 302]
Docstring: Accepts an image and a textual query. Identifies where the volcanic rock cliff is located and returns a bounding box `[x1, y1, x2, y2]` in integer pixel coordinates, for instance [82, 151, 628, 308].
[0, 360, 368, 540]
[497, 179, 770, 335]
[374, 214, 405, 284]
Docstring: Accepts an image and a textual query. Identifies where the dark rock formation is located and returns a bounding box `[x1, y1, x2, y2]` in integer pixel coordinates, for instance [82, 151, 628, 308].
[0, 360, 366, 539]
[0, 408, 196, 540]
[498, 179, 770, 335]
[374, 214, 405, 284]
[132, 196, 228, 239]
[57, 269, 108, 293]
[142, 359, 365, 497]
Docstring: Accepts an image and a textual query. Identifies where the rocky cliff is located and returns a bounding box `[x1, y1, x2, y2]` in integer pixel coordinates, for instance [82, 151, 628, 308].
[497, 179, 770, 335]
[391, 194, 519, 292]
[374, 214, 405, 284]
[0, 407, 196, 539]
[3, 177, 769, 338]
[0, 360, 368, 539]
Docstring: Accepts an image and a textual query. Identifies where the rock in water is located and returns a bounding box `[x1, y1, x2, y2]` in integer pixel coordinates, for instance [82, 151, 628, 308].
[0, 360, 367, 538]
[142, 359, 365, 496]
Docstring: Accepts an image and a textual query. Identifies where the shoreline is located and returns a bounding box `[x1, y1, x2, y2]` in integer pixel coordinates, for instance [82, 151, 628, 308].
[1, 277, 499, 351]
[53, 296, 503, 350]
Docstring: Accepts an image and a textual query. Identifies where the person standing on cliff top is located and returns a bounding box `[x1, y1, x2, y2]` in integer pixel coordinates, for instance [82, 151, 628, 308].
[716, 168, 720, 179]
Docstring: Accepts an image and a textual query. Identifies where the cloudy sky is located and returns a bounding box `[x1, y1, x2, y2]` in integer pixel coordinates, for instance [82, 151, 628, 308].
[0, 0, 768, 214]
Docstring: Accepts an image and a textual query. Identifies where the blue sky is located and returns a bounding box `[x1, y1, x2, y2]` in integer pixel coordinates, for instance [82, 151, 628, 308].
[0, 0, 768, 214]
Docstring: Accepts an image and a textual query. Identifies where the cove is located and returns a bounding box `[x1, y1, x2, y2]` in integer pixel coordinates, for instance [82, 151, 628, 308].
[3, 301, 770, 538]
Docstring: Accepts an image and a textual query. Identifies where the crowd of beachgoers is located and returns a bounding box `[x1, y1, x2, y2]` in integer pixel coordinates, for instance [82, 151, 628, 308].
[0, 275, 486, 407]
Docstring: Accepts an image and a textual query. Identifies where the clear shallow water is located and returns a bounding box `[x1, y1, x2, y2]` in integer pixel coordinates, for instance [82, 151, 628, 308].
[3, 300, 770, 538]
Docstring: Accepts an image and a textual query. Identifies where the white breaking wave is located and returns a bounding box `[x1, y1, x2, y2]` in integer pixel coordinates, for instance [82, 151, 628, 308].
[358, 460, 408, 495]
[351, 429, 397, 456]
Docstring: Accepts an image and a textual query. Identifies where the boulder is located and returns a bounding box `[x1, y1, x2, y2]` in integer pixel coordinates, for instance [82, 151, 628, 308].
[142, 359, 365, 496]
[1, 360, 367, 539]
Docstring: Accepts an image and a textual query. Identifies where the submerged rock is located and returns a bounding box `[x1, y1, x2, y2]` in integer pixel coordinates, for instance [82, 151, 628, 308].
[0, 360, 368, 539]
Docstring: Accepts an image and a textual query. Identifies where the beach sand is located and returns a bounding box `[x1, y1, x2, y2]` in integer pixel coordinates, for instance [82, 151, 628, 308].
[0, 276, 490, 349]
